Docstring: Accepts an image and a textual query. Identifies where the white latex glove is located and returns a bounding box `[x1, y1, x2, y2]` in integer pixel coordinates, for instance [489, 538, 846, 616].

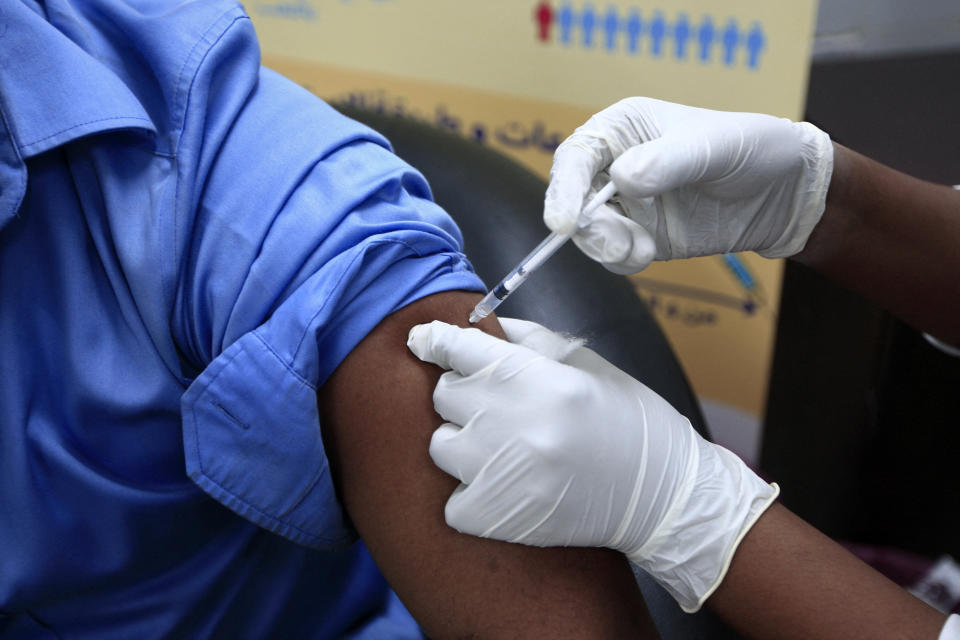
[942, 615, 960, 640]
[545, 97, 834, 274]
[407, 318, 779, 612]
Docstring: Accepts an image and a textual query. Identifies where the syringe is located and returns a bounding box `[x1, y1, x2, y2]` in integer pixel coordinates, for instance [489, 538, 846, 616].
[468, 182, 617, 324]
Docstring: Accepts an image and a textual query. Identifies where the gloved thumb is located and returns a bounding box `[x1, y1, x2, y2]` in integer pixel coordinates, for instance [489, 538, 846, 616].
[610, 134, 710, 199]
[571, 205, 656, 274]
[429, 422, 489, 485]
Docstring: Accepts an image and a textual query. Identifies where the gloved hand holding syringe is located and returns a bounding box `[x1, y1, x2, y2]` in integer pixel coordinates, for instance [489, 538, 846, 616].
[468, 181, 618, 323]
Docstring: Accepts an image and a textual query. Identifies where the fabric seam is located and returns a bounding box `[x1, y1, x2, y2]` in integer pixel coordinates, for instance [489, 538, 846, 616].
[289, 237, 424, 366]
[186, 340, 337, 544]
[250, 330, 316, 391]
[19, 115, 153, 150]
[171, 8, 249, 153]
[0, 99, 26, 218]
[171, 9, 249, 274]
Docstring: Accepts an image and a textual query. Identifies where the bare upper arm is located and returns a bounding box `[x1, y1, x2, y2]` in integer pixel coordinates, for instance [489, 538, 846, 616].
[318, 290, 658, 639]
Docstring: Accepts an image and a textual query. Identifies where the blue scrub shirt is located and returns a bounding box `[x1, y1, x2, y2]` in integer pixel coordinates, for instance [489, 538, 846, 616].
[0, 1, 484, 637]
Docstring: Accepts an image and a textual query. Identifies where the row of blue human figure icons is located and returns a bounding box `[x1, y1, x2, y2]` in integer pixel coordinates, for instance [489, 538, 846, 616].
[535, 3, 766, 69]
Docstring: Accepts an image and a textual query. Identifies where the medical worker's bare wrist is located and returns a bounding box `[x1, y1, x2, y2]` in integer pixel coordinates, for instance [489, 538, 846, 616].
[709, 503, 947, 640]
[628, 437, 779, 613]
[792, 142, 853, 268]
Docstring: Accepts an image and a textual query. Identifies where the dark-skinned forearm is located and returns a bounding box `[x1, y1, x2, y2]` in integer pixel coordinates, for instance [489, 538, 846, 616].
[795, 144, 960, 343]
[708, 504, 946, 640]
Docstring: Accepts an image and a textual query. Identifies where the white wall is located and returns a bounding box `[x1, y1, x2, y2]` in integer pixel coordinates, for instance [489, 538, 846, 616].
[814, 0, 960, 60]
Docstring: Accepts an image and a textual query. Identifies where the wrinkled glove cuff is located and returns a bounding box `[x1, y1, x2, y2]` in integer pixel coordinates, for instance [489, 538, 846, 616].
[626, 437, 780, 612]
[757, 122, 834, 259]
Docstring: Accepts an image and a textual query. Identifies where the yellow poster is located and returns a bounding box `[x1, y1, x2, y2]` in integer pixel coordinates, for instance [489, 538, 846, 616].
[249, 0, 819, 456]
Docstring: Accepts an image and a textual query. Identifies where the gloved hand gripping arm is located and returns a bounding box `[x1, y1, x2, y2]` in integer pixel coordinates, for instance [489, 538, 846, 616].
[407, 318, 778, 612]
[408, 319, 950, 638]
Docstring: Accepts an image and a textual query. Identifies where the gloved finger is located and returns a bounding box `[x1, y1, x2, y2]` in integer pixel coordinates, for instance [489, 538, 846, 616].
[544, 137, 610, 235]
[443, 444, 544, 544]
[498, 318, 581, 362]
[407, 320, 534, 377]
[443, 470, 517, 540]
[571, 205, 656, 274]
[431, 370, 490, 427]
[442, 483, 482, 536]
[429, 422, 490, 485]
[610, 133, 713, 199]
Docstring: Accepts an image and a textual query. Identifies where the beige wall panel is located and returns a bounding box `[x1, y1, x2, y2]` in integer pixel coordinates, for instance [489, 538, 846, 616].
[252, 0, 818, 422]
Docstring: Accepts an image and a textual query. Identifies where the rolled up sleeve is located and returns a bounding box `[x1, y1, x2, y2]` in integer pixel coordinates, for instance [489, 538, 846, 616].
[177, 66, 483, 549]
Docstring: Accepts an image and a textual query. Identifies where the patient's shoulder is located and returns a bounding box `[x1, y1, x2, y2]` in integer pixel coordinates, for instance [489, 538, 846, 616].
[319, 292, 658, 638]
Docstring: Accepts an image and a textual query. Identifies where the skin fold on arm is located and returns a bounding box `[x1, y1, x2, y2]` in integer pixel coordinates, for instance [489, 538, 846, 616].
[318, 290, 658, 639]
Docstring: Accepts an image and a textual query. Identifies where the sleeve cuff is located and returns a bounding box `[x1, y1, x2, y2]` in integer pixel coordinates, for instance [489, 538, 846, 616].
[181, 242, 483, 548]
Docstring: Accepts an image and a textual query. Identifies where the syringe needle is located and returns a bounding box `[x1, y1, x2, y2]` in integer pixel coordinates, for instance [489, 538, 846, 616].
[468, 182, 616, 323]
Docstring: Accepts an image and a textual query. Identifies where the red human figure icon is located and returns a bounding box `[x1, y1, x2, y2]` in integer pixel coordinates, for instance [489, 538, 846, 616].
[535, 2, 554, 42]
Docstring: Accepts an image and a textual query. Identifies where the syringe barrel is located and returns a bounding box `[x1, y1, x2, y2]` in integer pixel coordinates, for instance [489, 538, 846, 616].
[468, 181, 617, 324]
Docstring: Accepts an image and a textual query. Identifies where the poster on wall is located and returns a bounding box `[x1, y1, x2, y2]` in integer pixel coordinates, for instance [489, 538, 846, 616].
[248, 0, 820, 459]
